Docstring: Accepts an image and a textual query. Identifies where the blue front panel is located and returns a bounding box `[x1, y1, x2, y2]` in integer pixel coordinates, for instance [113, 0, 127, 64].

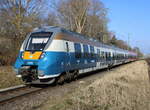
[14, 51, 97, 77]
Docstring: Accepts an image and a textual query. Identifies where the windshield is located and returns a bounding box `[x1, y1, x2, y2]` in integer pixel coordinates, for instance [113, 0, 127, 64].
[26, 32, 53, 51]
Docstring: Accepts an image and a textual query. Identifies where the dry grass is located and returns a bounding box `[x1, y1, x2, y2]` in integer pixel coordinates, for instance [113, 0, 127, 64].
[0, 66, 23, 89]
[146, 58, 150, 83]
[40, 61, 150, 110]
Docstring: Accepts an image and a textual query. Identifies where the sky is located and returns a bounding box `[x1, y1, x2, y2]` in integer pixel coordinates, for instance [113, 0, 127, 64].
[101, 0, 150, 54]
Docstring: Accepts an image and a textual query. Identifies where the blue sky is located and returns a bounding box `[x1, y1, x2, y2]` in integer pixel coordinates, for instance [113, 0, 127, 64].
[101, 0, 150, 54]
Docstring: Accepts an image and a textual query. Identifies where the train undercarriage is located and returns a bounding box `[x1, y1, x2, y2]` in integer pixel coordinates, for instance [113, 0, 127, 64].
[18, 66, 78, 85]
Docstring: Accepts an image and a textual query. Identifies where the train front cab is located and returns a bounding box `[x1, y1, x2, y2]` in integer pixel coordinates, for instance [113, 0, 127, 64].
[14, 31, 61, 84]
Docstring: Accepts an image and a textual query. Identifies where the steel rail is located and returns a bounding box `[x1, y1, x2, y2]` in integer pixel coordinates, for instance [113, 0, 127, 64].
[0, 85, 42, 104]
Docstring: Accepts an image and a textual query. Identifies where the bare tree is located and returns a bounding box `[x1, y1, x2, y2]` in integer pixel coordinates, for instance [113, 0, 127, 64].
[50, 0, 109, 43]
[0, 0, 45, 40]
[54, 0, 90, 33]
[44, 13, 59, 26]
[84, 0, 108, 37]
[0, 0, 46, 64]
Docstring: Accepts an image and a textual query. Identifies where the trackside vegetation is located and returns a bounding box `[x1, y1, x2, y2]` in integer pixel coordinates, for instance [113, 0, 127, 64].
[0, 66, 23, 89]
[38, 61, 150, 110]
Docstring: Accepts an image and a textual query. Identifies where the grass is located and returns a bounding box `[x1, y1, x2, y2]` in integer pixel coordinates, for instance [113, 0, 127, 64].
[0, 66, 23, 89]
[146, 58, 150, 83]
[39, 60, 150, 110]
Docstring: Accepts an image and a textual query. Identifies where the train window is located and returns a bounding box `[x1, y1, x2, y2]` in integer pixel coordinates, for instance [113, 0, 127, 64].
[26, 32, 52, 51]
[103, 52, 105, 58]
[110, 52, 112, 58]
[107, 52, 110, 59]
[109, 52, 111, 59]
[83, 44, 89, 58]
[97, 49, 100, 60]
[112, 53, 115, 60]
[74, 43, 81, 58]
[116, 53, 118, 60]
[107, 52, 109, 59]
[90, 46, 95, 58]
[97, 49, 100, 56]
[104, 52, 106, 59]
[101, 51, 104, 59]
[114, 53, 116, 60]
[104, 52, 106, 58]
[105, 52, 108, 59]
[100, 51, 102, 58]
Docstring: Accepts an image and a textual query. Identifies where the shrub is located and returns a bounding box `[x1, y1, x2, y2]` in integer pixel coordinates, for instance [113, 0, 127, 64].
[0, 39, 19, 65]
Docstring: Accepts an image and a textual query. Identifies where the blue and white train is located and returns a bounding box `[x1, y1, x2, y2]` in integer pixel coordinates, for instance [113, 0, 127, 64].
[14, 26, 137, 84]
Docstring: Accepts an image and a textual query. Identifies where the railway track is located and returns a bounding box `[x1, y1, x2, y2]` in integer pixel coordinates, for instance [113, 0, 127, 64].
[0, 84, 43, 104]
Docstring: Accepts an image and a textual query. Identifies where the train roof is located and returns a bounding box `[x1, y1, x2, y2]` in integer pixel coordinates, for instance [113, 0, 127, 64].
[33, 26, 137, 55]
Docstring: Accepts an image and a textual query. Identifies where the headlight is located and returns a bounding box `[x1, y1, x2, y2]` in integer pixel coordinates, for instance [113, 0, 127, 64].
[21, 52, 24, 59]
[40, 52, 45, 59]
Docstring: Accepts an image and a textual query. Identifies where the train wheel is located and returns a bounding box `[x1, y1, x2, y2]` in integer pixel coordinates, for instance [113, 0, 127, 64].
[66, 71, 72, 83]
[57, 74, 65, 85]
[73, 70, 78, 81]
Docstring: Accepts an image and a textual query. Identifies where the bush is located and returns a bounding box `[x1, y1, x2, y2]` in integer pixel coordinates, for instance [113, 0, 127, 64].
[0, 39, 19, 65]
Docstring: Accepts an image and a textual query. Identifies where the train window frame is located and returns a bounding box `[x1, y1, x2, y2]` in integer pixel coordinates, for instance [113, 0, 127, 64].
[109, 52, 111, 59]
[90, 46, 95, 58]
[101, 51, 104, 59]
[83, 44, 89, 58]
[113, 53, 115, 60]
[105, 52, 108, 59]
[96, 49, 100, 61]
[97, 49, 100, 56]
[74, 43, 82, 59]
[25, 32, 53, 51]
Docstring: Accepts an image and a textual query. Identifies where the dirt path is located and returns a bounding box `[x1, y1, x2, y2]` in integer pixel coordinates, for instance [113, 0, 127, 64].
[0, 60, 149, 110]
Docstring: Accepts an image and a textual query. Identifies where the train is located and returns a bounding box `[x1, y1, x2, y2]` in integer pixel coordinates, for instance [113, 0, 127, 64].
[14, 26, 137, 84]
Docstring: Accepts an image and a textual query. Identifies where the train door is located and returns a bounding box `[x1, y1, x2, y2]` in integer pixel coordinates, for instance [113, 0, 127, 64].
[64, 41, 71, 70]
[74, 43, 82, 68]
[110, 51, 113, 66]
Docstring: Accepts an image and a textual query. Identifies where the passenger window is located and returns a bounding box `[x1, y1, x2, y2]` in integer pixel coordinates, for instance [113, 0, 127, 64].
[96, 49, 100, 61]
[74, 43, 81, 58]
[101, 51, 104, 58]
[83, 44, 89, 58]
[109, 52, 111, 59]
[105, 52, 107, 59]
[97, 49, 100, 56]
[90, 46, 95, 58]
